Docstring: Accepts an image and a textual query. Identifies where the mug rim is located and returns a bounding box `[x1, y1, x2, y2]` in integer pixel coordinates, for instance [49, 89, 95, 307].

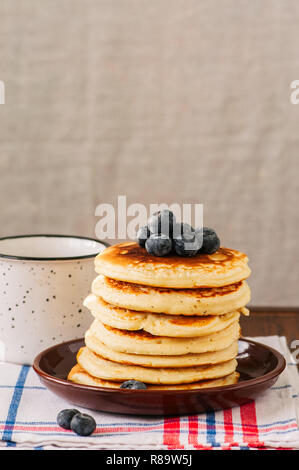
[0, 234, 109, 261]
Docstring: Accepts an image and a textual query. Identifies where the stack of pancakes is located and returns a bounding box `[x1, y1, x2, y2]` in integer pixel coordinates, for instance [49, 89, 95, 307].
[68, 242, 251, 390]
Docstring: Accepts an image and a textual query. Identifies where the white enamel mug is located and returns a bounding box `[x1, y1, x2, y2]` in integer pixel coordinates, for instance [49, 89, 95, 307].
[0, 234, 107, 365]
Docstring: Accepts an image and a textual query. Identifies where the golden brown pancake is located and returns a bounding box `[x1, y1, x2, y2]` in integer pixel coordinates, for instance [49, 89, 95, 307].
[85, 330, 239, 367]
[68, 364, 240, 390]
[89, 318, 241, 355]
[84, 293, 242, 337]
[76, 346, 237, 384]
[94, 242, 251, 288]
[91, 275, 251, 315]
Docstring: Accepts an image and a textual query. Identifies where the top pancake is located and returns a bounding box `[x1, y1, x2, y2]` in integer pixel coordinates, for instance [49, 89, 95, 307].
[95, 242, 251, 288]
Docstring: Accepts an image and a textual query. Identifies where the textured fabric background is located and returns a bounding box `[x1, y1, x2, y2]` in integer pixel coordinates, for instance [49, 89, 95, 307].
[0, 0, 299, 306]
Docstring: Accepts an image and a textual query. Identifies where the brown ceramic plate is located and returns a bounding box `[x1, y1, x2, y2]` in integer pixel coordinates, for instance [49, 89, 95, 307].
[33, 338, 286, 416]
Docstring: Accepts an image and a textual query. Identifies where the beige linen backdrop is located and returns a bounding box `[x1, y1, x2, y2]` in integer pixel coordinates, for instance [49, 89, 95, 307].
[0, 0, 299, 306]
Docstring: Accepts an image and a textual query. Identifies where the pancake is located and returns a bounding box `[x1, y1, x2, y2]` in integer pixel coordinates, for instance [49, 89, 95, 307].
[94, 242, 251, 288]
[76, 346, 237, 384]
[92, 275, 251, 316]
[68, 364, 240, 390]
[84, 294, 242, 337]
[89, 319, 240, 355]
[85, 330, 239, 367]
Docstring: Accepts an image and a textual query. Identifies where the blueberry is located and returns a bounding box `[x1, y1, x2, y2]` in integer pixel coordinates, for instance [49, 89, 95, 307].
[196, 227, 220, 254]
[173, 231, 200, 257]
[173, 222, 194, 239]
[120, 380, 147, 390]
[70, 413, 96, 436]
[145, 234, 172, 257]
[136, 225, 150, 248]
[57, 409, 80, 430]
[148, 210, 176, 237]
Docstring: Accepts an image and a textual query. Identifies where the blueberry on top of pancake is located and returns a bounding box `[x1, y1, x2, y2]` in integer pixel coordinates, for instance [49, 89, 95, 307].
[137, 209, 220, 257]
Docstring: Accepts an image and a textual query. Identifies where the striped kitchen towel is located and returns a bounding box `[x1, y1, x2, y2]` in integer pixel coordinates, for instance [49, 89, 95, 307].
[1, 336, 299, 450]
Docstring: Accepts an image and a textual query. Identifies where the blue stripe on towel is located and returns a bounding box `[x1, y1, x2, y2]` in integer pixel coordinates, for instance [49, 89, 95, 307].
[2, 365, 30, 446]
[206, 411, 217, 447]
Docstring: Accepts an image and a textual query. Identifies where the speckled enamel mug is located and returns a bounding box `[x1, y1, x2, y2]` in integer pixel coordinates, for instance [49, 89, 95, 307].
[0, 234, 108, 365]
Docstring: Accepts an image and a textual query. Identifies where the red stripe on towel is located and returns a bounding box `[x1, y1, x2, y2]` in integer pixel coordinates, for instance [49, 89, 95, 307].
[163, 417, 182, 449]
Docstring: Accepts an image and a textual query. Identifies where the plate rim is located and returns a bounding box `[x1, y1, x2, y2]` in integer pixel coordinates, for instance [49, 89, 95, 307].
[33, 337, 286, 395]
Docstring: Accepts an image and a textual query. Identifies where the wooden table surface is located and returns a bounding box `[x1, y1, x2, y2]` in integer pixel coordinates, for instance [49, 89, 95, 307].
[241, 307, 299, 353]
